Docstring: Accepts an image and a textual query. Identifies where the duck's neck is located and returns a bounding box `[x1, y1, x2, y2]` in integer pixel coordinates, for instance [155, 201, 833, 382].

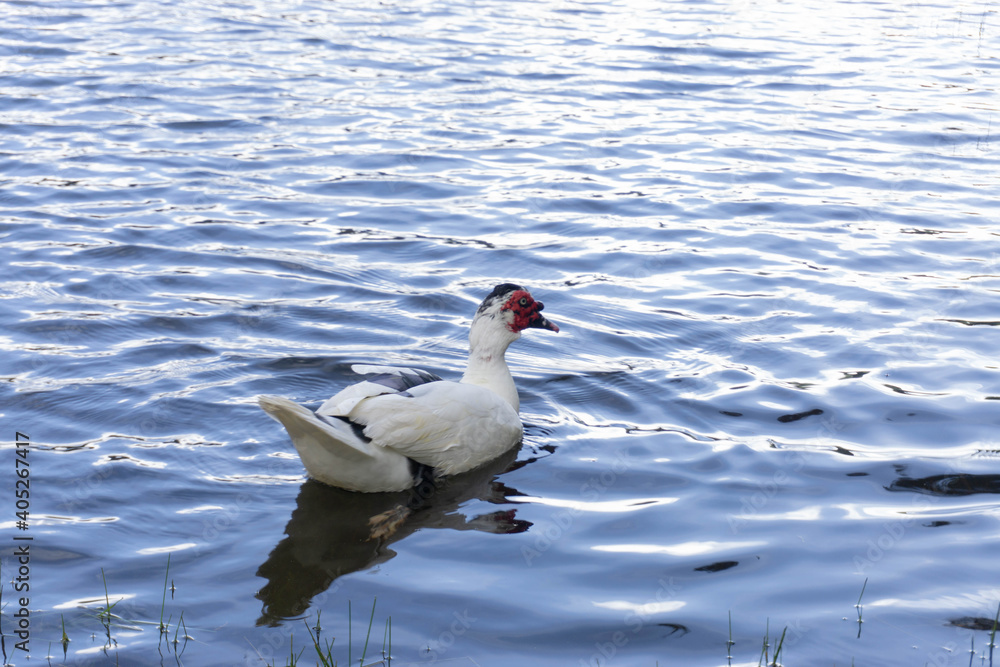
[461, 320, 520, 411]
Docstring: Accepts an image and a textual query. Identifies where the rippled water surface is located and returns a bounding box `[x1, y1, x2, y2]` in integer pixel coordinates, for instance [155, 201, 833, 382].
[2, 0, 999, 664]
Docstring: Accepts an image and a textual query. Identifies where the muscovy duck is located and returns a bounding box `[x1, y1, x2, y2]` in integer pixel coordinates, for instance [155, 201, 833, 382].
[259, 283, 559, 493]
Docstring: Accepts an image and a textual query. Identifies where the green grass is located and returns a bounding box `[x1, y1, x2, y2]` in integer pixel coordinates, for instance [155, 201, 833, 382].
[360, 597, 377, 666]
[304, 618, 336, 667]
[28, 563, 397, 667]
[255, 599, 393, 667]
[19, 569, 999, 667]
[159, 553, 171, 634]
[72, 557, 189, 659]
[754, 617, 787, 667]
[720, 582, 1000, 667]
[771, 626, 787, 666]
[97, 567, 120, 624]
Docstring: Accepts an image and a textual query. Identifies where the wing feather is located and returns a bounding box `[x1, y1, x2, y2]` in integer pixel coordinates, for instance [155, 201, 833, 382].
[347, 382, 523, 475]
[317, 364, 444, 417]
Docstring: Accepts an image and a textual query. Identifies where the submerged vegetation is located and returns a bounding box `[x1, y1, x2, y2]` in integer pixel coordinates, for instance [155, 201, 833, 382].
[0, 556, 191, 666]
[250, 602, 393, 667]
[0, 556, 390, 667]
[2, 567, 996, 667]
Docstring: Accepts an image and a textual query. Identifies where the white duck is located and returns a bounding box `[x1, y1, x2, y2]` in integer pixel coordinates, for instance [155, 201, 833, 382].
[259, 283, 559, 493]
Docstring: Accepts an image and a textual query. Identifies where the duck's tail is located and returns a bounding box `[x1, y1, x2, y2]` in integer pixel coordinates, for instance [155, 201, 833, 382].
[258, 395, 415, 493]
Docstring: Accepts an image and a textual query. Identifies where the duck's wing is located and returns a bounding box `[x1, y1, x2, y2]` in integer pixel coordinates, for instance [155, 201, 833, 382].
[351, 364, 444, 389]
[347, 381, 523, 476]
[317, 364, 444, 417]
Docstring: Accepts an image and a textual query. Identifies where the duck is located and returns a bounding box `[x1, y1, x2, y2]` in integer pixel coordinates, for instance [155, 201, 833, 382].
[259, 283, 559, 493]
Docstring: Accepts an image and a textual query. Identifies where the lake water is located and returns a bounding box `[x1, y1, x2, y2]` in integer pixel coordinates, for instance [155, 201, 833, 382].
[2, 0, 999, 665]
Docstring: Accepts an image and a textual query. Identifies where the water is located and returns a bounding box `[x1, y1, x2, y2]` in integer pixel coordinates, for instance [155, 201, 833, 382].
[1, 0, 999, 664]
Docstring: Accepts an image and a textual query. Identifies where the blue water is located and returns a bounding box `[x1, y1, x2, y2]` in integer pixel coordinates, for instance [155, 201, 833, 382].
[2, 0, 999, 665]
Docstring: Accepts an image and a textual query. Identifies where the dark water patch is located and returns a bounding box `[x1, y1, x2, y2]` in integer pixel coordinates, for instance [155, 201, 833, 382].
[887, 473, 1000, 497]
[776, 408, 824, 423]
[949, 616, 1000, 632]
[694, 560, 739, 573]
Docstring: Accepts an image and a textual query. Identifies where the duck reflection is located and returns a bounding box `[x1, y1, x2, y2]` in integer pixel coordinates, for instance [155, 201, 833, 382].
[255, 447, 531, 626]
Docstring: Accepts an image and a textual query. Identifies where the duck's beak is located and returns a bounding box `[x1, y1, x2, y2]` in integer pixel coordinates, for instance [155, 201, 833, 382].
[528, 301, 560, 333]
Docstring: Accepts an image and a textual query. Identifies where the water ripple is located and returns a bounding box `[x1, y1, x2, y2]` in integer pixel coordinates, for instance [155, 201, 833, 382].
[2, 0, 999, 663]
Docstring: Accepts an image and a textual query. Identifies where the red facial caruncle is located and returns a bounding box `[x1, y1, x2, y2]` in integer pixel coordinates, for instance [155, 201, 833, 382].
[501, 290, 560, 333]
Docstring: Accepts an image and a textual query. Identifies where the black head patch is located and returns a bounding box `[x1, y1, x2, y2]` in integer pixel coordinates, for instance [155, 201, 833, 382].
[477, 283, 525, 314]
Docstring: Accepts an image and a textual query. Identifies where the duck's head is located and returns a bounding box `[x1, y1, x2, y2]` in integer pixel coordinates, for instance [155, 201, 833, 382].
[474, 283, 560, 336]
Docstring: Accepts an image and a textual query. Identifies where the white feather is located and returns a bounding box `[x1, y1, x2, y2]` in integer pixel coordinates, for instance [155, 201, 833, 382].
[347, 382, 523, 475]
[258, 396, 414, 492]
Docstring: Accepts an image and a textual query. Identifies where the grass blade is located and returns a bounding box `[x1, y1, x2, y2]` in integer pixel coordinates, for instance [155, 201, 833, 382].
[727, 609, 735, 657]
[305, 618, 335, 667]
[855, 577, 868, 638]
[382, 613, 393, 665]
[360, 597, 377, 666]
[772, 626, 787, 666]
[758, 618, 769, 667]
[100, 568, 118, 619]
[159, 554, 171, 633]
[989, 600, 999, 666]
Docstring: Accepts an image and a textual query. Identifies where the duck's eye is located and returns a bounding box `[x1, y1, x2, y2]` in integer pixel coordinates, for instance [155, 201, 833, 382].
[518, 297, 528, 307]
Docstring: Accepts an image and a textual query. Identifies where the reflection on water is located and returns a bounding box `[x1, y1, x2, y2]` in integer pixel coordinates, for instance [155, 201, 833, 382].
[256, 447, 529, 626]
